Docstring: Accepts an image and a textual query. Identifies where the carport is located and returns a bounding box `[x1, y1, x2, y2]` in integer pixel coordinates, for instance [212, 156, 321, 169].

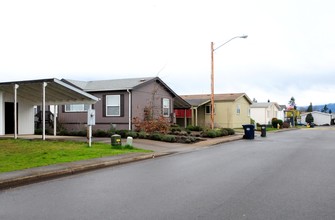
[0, 78, 99, 140]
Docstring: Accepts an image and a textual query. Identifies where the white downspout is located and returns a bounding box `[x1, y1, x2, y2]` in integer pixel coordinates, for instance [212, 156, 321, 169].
[53, 105, 57, 136]
[127, 89, 131, 130]
[195, 107, 198, 126]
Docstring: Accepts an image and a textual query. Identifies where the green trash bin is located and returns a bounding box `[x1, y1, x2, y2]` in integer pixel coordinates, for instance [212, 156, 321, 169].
[111, 134, 122, 146]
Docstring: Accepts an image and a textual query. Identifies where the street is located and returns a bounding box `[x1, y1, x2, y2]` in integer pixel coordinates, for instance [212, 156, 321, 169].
[1, 128, 335, 220]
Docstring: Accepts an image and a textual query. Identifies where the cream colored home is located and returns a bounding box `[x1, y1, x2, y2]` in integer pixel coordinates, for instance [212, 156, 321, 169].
[250, 102, 281, 125]
[181, 93, 252, 128]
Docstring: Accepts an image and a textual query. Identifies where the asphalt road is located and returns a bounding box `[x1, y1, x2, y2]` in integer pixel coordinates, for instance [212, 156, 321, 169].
[1, 128, 335, 220]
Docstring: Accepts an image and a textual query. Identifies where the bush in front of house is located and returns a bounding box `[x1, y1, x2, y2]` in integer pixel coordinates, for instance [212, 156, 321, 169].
[93, 129, 109, 137]
[272, 118, 283, 128]
[138, 131, 148, 139]
[149, 132, 163, 141]
[115, 130, 129, 138]
[201, 128, 235, 138]
[127, 131, 138, 138]
[161, 135, 177, 143]
[170, 124, 182, 133]
[201, 129, 218, 138]
[176, 136, 202, 143]
[222, 128, 235, 135]
[186, 125, 203, 131]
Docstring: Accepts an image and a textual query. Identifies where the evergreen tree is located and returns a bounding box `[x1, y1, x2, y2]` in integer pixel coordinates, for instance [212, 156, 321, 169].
[305, 113, 314, 124]
[307, 102, 313, 112]
[321, 105, 328, 113]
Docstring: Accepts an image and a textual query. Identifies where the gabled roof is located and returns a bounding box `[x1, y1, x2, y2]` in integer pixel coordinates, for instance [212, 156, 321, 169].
[300, 111, 333, 116]
[63, 77, 156, 92]
[0, 78, 99, 105]
[181, 93, 252, 107]
[251, 102, 281, 110]
[62, 77, 191, 109]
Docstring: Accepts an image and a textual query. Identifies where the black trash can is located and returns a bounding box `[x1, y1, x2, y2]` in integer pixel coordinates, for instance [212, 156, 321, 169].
[242, 124, 255, 139]
[111, 134, 122, 146]
[261, 125, 266, 137]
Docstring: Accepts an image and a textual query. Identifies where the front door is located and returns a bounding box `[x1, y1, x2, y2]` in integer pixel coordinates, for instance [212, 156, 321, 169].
[5, 102, 15, 134]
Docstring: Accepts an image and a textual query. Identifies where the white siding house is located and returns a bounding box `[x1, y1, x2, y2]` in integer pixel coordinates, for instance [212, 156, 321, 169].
[250, 102, 281, 125]
[300, 111, 333, 125]
[0, 78, 98, 138]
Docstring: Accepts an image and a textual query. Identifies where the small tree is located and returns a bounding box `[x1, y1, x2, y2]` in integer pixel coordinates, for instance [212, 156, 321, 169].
[288, 97, 297, 110]
[321, 105, 328, 113]
[307, 102, 313, 112]
[305, 113, 314, 124]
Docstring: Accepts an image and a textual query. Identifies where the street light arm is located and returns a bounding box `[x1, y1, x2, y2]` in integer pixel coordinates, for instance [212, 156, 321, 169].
[213, 35, 248, 51]
[210, 34, 248, 129]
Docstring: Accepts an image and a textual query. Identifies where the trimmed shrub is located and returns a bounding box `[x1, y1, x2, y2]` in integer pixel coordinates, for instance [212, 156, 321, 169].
[161, 135, 176, 142]
[149, 132, 163, 141]
[202, 129, 217, 138]
[115, 130, 129, 138]
[127, 131, 138, 138]
[58, 128, 69, 136]
[222, 128, 235, 135]
[186, 125, 203, 131]
[272, 118, 283, 128]
[170, 124, 182, 133]
[93, 129, 109, 137]
[138, 131, 148, 139]
[220, 129, 229, 136]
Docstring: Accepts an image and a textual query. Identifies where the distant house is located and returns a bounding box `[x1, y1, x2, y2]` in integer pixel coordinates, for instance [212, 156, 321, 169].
[180, 93, 252, 128]
[300, 111, 333, 125]
[250, 102, 281, 125]
[59, 77, 190, 132]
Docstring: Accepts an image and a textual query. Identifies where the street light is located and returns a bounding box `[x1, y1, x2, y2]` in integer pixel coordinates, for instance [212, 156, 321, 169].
[210, 35, 248, 129]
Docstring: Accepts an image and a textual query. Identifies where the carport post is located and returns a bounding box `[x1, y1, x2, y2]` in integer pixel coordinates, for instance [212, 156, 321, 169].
[42, 82, 47, 140]
[53, 105, 57, 136]
[14, 84, 19, 139]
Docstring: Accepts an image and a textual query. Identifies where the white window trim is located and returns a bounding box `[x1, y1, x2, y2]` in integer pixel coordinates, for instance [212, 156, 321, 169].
[65, 104, 90, 112]
[236, 105, 241, 115]
[163, 98, 170, 117]
[106, 95, 121, 117]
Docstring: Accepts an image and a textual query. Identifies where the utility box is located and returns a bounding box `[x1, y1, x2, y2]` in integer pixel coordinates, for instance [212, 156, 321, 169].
[126, 136, 133, 146]
[111, 134, 122, 146]
[261, 125, 266, 137]
[242, 124, 255, 140]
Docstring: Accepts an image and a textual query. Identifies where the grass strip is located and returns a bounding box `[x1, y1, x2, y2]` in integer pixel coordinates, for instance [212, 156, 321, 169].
[0, 139, 151, 173]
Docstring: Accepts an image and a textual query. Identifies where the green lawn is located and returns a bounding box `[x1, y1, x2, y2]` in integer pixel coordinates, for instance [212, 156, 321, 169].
[0, 139, 151, 173]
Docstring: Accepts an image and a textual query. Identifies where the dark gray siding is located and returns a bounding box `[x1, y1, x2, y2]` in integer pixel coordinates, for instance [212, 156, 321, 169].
[57, 79, 175, 132]
[132, 80, 174, 123]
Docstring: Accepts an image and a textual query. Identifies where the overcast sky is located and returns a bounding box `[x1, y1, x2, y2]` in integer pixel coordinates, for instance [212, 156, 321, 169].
[1, 0, 334, 106]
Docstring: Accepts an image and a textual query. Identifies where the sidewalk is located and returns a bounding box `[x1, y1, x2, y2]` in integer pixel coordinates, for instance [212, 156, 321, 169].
[0, 134, 243, 190]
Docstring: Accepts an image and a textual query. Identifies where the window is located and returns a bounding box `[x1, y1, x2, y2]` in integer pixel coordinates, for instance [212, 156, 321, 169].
[205, 104, 215, 114]
[163, 98, 170, 117]
[236, 105, 241, 115]
[106, 95, 120, 116]
[65, 104, 90, 112]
